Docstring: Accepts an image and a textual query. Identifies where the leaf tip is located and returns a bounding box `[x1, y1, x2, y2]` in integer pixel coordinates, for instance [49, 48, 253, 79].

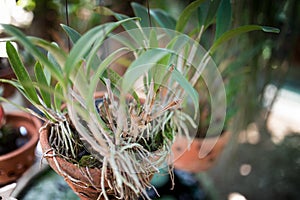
[262, 26, 280, 34]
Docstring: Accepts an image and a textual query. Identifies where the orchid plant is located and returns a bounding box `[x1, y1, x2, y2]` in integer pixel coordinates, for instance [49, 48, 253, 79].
[0, 15, 200, 199]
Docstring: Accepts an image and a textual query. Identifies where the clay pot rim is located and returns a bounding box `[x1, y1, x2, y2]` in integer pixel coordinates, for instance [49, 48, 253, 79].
[0, 112, 41, 161]
[39, 115, 103, 174]
[176, 130, 231, 141]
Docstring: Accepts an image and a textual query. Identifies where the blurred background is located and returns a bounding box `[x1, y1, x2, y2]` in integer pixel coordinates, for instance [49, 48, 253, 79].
[1, 0, 299, 199]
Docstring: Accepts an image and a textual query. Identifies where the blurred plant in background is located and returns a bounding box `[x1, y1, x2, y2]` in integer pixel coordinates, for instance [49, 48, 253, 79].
[0, 0, 35, 33]
[231, 0, 300, 127]
[144, 0, 283, 137]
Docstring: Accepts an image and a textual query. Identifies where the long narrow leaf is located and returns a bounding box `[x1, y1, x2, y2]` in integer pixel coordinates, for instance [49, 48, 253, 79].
[54, 83, 63, 112]
[46, 44, 60, 84]
[0, 78, 49, 119]
[149, 29, 158, 48]
[6, 41, 39, 104]
[88, 47, 129, 99]
[60, 24, 81, 45]
[215, 0, 232, 40]
[29, 37, 67, 68]
[150, 9, 176, 29]
[111, 34, 137, 51]
[176, 0, 206, 32]
[114, 13, 140, 31]
[95, 6, 146, 46]
[171, 68, 199, 118]
[122, 48, 170, 94]
[65, 18, 138, 78]
[210, 25, 280, 54]
[131, 2, 151, 27]
[101, 68, 122, 96]
[34, 62, 52, 108]
[95, 6, 141, 33]
[197, 0, 209, 28]
[60, 24, 101, 74]
[0, 96, 43, 119]
[203, 0, 222, 27]
[2, 24, 65, 84]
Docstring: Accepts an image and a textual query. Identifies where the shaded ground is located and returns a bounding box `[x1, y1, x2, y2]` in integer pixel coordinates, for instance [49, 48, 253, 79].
[206, 126, 300, 200]
[17, 169, 79, 200]
[204, 76, 300, 200]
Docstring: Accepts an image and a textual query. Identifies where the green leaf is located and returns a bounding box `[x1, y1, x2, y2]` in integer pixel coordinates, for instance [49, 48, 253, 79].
[70, 64, 90, 99]
[115, 13, 140, 31]
[60, 24, 81, 45]
[94, 6, 115, 16]
[150, 9, 176, 29]
[160, 34, 190, 66]
[87, 47, 129, 104]
[197, 0, 209, 27]
[0, 96, 37, 116]
[60, 24, 101, 74]
[171, 68, 199, 117]
[1, 79, 52, 120]
[166, 34, 190, 51]
[131, 2, 151, 27]
[54, 83, 63, 112]
[86, 52, 102, 74]
[100, 67, 143, 109]
[0, 79, 25, 99]
[176, 0, 206, 32]
[95, 6, 146, 47]
[6, 41, 39, 104]
[149, 29, 158, 48]
[151, 61, 172, 92]
[95, 6, 139, 31]
[215, 0, 232, 40]
[111, 34, 137, 50]
[203, 0, 222, 27]
[34, 62, 52, 108]
[122, 48, 170, 94]
[46, 44, 60, 85]
[101, 68, 122, 96]
[2, 24, 64, 85]
[65, 18, 138, 78]
[151, 35, 190, 91]
[29, 37, 67, 68]
[210, 25, 280, 54]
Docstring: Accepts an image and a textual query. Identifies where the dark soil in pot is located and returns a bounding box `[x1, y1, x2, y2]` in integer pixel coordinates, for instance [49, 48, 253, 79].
[0, 124, 31, 156]
[0, 112, 41, 186]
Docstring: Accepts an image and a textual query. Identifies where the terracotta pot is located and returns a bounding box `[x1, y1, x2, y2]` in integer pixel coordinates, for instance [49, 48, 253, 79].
[171, 131, 231, 173]
[0, 112, 41, 186]
[40, 123, 155, 200]
[39, 92, 152, 200]
[39, 125, 115, 200]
